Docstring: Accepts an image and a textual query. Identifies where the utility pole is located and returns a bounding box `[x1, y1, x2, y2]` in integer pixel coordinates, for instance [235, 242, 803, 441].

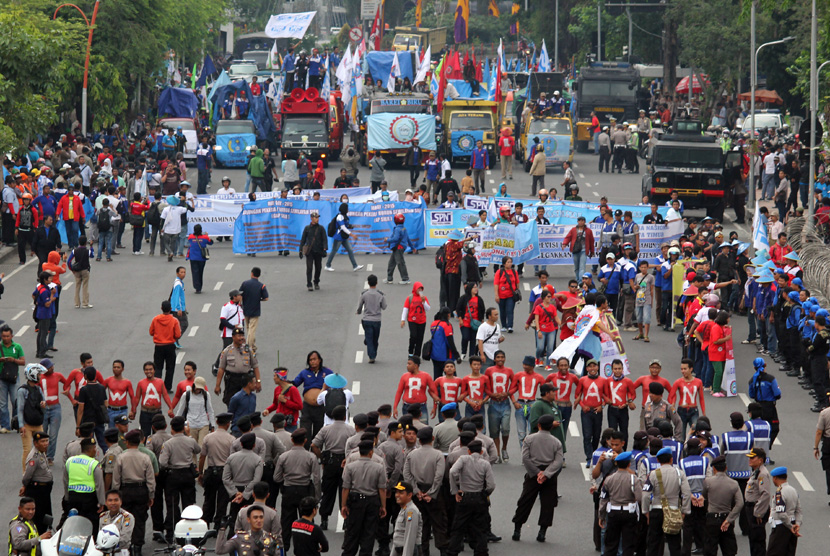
[807, 0, 818, 231]
[597, 0, 602, 62]
[627, 7, 632, 62]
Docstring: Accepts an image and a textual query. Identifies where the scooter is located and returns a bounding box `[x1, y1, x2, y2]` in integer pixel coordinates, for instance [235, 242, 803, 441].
[40, 513, 123, 556]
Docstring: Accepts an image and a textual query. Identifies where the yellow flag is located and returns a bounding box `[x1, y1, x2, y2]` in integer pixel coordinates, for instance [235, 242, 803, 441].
[488, 0, 500, 17]
[415, 0, 423, 26]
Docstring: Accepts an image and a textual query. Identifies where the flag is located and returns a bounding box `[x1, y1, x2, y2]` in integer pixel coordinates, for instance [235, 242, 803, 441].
[357, 38, 367, 59]
[321, 55, 331, 99]
[370, 6, 382, 50]
[336, 45, 352, 84]
[414, 45, 431, 85]
[473, 47, 481, 81]
[462, 49, 470, 70]
[529, 47, 536, 72]
[538, 39, 551, 72]
[266, 40, 279, 70]
[752, 201, 771, 252]
[387, 51, 401, 93]
[446, 50, 462, 79]
[454, 0, 469, 44]
[437, 53, 449, 113]
[488, 0, 500, 17]
[495, 39, 504, 102]
[510, 3, 520, 35]
[191, 63, 197, 89]
[415, 0, 423, 27]
[195, 54, 217, 88]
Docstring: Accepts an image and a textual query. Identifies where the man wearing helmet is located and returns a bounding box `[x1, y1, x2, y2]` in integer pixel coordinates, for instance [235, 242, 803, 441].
[386, 213, 416, 285]
[551, 91, 565, 115]
[99, 491, 135, 554]
[17, 363, 46, 470]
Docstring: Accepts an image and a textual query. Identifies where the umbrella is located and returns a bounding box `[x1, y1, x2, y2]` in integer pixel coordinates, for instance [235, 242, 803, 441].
[675, 74, 710, 95]
[737, 89, 783, 105]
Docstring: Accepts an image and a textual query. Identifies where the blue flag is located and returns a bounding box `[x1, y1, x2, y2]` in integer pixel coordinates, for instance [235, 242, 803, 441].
[195, 55, 217, 88]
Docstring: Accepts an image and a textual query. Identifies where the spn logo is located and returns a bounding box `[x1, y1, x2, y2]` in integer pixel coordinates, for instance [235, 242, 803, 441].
[466, 197, 487, 210]
[430, 211, 452, 225]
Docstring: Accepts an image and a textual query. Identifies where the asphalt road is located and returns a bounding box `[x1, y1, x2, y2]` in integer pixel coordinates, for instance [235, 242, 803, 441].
[0, 150, 826, 554]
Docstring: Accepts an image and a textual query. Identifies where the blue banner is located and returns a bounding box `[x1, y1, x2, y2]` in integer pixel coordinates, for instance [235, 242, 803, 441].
[233, 199, 426, 255]
[486, 198, 668, 225]
[425, 208, 479, 246]
[449, 128, 486, 159]
[367, 113, 436, 151]
[214, 133, 257, 168]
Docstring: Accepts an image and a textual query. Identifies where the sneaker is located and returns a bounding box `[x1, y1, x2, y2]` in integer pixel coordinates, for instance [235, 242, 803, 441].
[324, 266, 334, 272]
[308, 286, 314, 291]
[712, 392, 726, 398]
[0, 428, 8, 434]
[382, 279, 393, 284]
[137, 251, 144, 255]
[399, 280, 412, 285]
[507, 327, 514, 333]
[502, 449, 509, 461]
[353, 265, 365, 271]
[461, 354, 467, 361]
[82, 304, 94, 309]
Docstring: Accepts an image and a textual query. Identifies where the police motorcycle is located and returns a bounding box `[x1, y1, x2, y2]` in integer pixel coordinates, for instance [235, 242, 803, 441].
[152, 505, 217, 555]
[40, 514, 123, 556]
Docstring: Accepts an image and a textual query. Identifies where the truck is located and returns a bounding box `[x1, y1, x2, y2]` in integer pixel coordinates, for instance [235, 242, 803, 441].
[356, 91, 434, 165]
[574, 63, 644, 153]
[642, 119, 744, 221]
[441, 100, 498, 167]
[279, 87, 330, 166]
[517, 114, 574, 171]
[392, 26, 447, 55]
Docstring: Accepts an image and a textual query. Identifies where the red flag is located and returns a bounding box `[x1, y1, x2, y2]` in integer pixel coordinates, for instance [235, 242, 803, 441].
[462, 49, 470, 68]
[472, 47, 482, 81]
[370, 7, 382, 51]
[437, 54, 449, 113]
[446, 50, 462, 79]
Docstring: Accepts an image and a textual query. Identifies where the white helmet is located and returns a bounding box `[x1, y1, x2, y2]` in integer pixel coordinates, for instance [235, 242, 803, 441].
[96, 524, 120, 551]
[24, 363, 46, 383]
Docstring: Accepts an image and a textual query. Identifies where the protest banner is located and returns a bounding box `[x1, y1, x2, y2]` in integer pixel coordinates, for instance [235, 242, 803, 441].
[425, 208, 479, 246]
[478, 222, 539, 265]
[366, 113, 437, 151]
[264, 11, 317, 39]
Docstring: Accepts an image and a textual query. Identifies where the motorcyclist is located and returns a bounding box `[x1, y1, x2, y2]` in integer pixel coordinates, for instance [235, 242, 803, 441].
[9, 497, 51, 555]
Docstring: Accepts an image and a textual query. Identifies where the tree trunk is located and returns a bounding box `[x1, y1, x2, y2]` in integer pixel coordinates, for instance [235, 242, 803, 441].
[662, 15, 678, 96]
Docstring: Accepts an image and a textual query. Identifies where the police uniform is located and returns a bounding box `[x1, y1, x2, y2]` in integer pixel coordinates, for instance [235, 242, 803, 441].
[22, 432, 52, 533]
[112, 431, 155, 552]
[816, 406, 830, 500]
[201, 414, 235, 528]
[446, 441, 495, 556]
[233, 501, 281, 541]
[146, 423, 172, 534]
[392, 492, 422, 556]
[311, 418, 355, 526]
[341, 446, 386, 556]
[721, 420, 754, 535]
[273, 431, 321, 552]
[745, 454, 773, 556]
[63, 440, 106, 534]
[679, 445, 710, 556]
[8, 513, 40, 556]
[230, 432, 266, 457]
[403, 428, 448, 554]
[215, 527, 279, 556]
[218, 342, 257, 405]
[767, 469, 801, 556]
[222, 433, 264, 523]
[99, 508, 136, 552]
[376, 432, 406, 555]
[702, 460, 744, 556]
[639, 400, 683, 441]
[159, 426, 202, 531]
[511, 417, 564, 540]
[598, 452, 642, 556]
[807, 326, 830, 410]
[252, 413, 286, 508]
[641, 450, 691, 556]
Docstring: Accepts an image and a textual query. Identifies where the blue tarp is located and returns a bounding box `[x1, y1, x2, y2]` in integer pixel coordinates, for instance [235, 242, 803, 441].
[210, 80, 276, 141]
[158, 87, 200, 118]
[365, 51, 414, 86]
[447, 79, 490, 100]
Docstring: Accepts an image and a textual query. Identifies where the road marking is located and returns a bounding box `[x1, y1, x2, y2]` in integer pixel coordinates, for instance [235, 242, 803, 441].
[176, 351, 185, 364]
[773, 438, 782, 446]
[592, 191, 599, 197]
[586, 183, 592, 187]
[489, 179, 495, 184]
[62, 281, 74, 290]
[523, 282, 531, 291]
[573, 163, 578, 168]
[17, 325, 29, 336]
[486, 170, 492, 175]
[579, 173, 585, 179]
[358, 323, 364, 336]
[202, 303, 211, 313]
[491, 188, 497, 193]
[188, 326, 199, 337]
[581, 464, 592, 482]
[738, 393, 750, 407]
[3, 258, 36, 281]
[363, 280, 369, 289]
[336, 510, 345, 533]
[367, 264, 373, 271]
[214, 281, 223, 291]
[792, 471, 814, 492]
[355, 351, 364, 364]
[569, 421, 580, 438]
[225, 263, 233, 271]
[11, 311, 24, 321]
[353, 381, 361, 395]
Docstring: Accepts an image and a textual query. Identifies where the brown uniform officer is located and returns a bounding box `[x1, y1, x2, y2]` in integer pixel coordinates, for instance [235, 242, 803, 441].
[702, 456, 744, 556]
[274, 428, 321, 552]
[113, 429, 155, 554]
[21, 431, 52, 533]
[403, 426, 448, 555]
[598, 450, 641, 556]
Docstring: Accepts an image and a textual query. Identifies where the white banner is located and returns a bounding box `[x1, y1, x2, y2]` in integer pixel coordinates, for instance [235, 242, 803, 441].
[264, 11, 317, 39]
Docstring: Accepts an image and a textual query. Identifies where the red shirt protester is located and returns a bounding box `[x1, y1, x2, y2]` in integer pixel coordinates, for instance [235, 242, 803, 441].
[264, 371, 303, 427]
[633, 369, 672, 405]
[670, 376, 706, 413]
[460, 374, 490, 404]
[547, 369, 579, 404]
[104, 376, 134, 409]
[510, 368, 545, 402]
[403, 282, 430, 325]
[434, 375, 463, 405]
[603, 376, 636, 407]
[576, 374, 607, 410]
[132, 376, 172, 412]
[485, 364, 514, 401]
[64, 367, 105, 405]
[41, 370, 68, 407]
[393, 363, 437, 413]
[170, 377, 195, 409]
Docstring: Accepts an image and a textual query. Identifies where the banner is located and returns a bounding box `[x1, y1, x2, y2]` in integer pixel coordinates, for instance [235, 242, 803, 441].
[486, 198, 665, 225]
[479, 221, 539, 265]
[264, 11, 317, 39]
[425, 208, 479, 246]
[232, 199, 425, 254]
[366, 113, 437, 151]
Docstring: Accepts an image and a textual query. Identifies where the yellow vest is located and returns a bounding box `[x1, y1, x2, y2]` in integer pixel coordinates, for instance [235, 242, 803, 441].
[66, 454, 99, 493]
[8, 516, 37, 556]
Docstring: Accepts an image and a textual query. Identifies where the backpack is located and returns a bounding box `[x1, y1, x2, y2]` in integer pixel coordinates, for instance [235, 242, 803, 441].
[96, 208, 112, 232]
[327, 217, 338, 237]
[182, 389, 208, 420]
[324, 387, 347, 418]
[435, 244, 446, 270]
[146, 201, 162, 226]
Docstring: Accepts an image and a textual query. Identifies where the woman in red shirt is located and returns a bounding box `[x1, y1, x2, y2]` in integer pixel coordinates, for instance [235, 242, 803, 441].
[262, 367, 303, 431]
[129, 192, 150, 255]
[532, 290, 561, 364]
[494, 255, 520, 332]
[402, 281, 431, 357]
[456, 282, 485, 358]
[707, 311, 732, 397]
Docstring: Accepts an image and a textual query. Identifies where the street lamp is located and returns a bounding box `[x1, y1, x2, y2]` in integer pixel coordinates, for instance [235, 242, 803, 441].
[748, 34, 794, 206]
[53, 0, 100, 138]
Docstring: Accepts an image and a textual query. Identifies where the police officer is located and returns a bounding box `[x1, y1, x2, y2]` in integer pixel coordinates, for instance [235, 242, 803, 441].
[641, 447, 691, 556]
[309, 404, 354, 530]
[233, 481, 281, 540]
[598, 451, 641, 556]
[274, 428, 321, 552]
[341, 440, 387, 556]
[640, 383, 683, 441]
[146, 415, 172, 537]
[403, 426, 448, 555]
[159, 416, 202, 533]
[376, 422, 405, 556]
[63, 422, 104, 463]
[679, 437, 710, 556]
[232, 416, 266, 455]
[392, 481, 422, 556]
[63, 437, 106, 533]
[199, 412, 235, 528]
[511, 413, 564, 543]
[99, 490, 135, 554]
[344, 413, 370, 453]
[702, 456, 743, 556]
[113, 429, 155, 555]
[250, 411, 285, 508]
[215, 326, 261, 406]
[9, 497, 51, 555]
[611, 124, 628, 174]
[446, 439, 495, 556]
[748, 357, 781, 450]
[807, 315, 830, 412]
[216, 505, 279, 556]
[767, 467, 802, 556]
[745, 448, 773, 556]
[223, 432, 264, 523]
[102, 428, 123, 490]
[21, 431, 52, 533]
[721, 411, 754, 536]
[745, 403, 773, 460]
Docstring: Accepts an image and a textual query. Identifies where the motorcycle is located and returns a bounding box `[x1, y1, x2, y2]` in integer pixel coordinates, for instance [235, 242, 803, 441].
[152, 505, 217, 555]
[41, 514, 123, 556]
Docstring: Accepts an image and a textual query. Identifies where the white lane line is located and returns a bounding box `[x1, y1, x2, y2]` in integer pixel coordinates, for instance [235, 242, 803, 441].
[579, 173, 585, 178]
[214, 281, 223, 291]
[355, 351, 364, 364]
[17, 325, 30, 336]
[592, 191, 599, 197]
[176, 351, 185, 364]
[773, 438, 782, 446]
[202, 303, 211, 313]
[569, 421, 580, 438]
[489, 179, 495, 184]
[573, 163, 578, 168]
[738, 393, 750, 407]
[225, 263, 234, 271]
[486, 170, 492, 175]
[188, 326, 199, 337]
[363, 281, 369, 289]
[62, 281, 74, 290]
[581, 465, 592, 482]
[491, 188, 497, 193]
[792, 471, 814, 492]
[523, 282, 531, 291]
[353, 381, 361, 395]
[3, 258, 36, 281]
[11, 311, 24, 321]
[336, 510, 345, 533]
[586, 183, 593, 188]
[367, 264, 373, 271]
[358, 323, 364, 336]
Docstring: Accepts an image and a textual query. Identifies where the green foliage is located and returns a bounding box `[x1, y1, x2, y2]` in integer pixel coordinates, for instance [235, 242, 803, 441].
[87, 57, 128, 128]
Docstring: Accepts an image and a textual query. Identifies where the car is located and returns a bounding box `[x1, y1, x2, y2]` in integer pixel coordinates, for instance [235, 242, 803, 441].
[213, 119, 258, 168]
[229, 60, 259, 82]
[158, 117, 201, 164]
[741, 110, 785, 133]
